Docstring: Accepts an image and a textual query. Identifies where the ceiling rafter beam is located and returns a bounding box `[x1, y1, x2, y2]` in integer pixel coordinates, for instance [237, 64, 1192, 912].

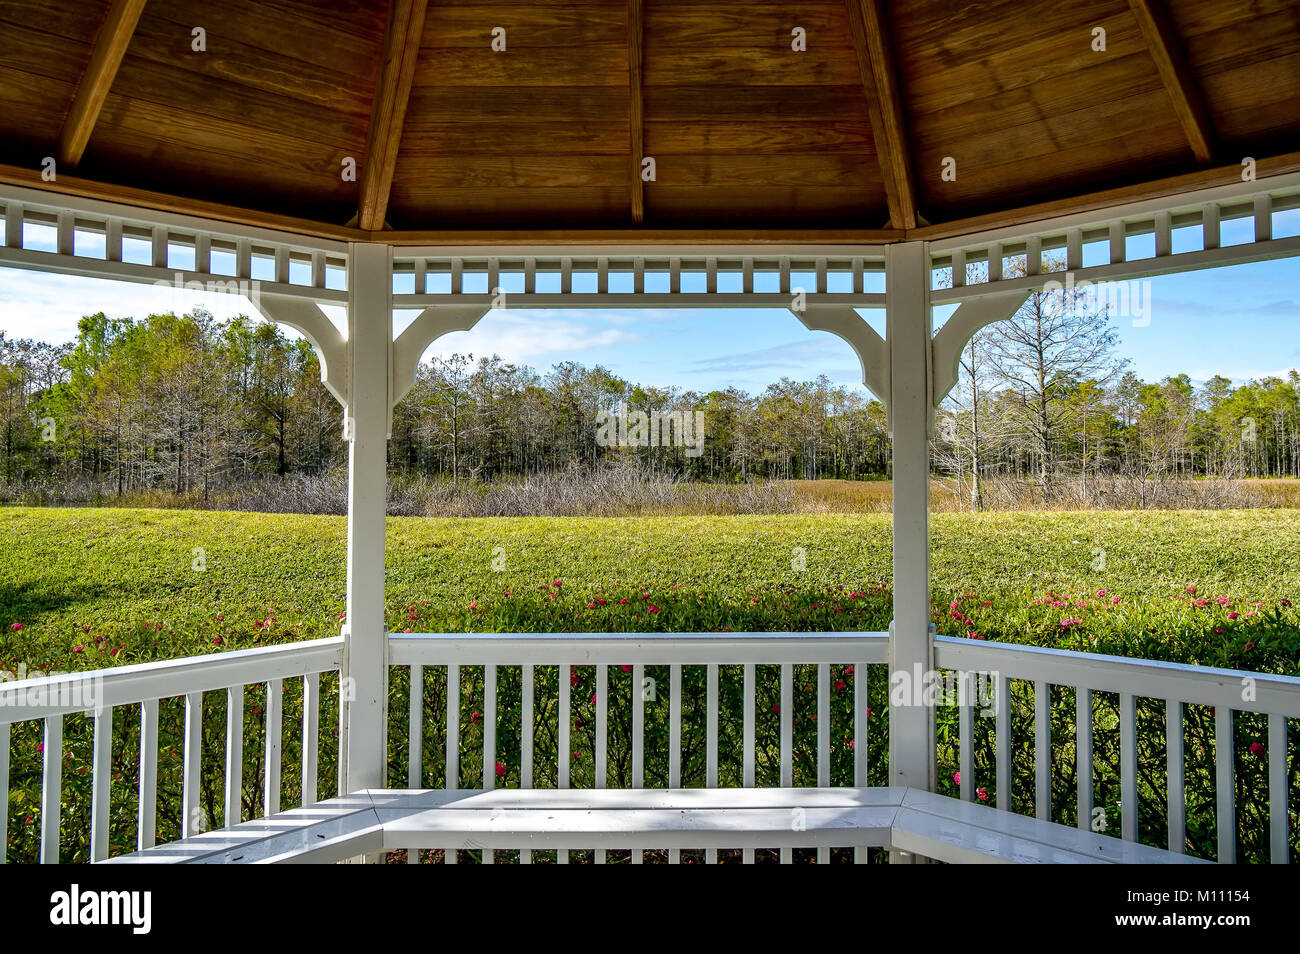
[845, 0, 918, 230]
[1128, 0, 1215, 163]
[358, 0, 429, 231]
[58, 0, 148, 169]
[628, 0, 645, 225]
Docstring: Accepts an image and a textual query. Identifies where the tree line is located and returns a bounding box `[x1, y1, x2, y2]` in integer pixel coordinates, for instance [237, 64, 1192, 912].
[0, 298, 1297, 502]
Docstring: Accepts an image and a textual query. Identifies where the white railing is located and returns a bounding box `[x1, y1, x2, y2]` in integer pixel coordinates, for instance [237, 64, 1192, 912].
[0, 638, 343, 863]
[0, 183, 349, 304]
[928, 172, 1300, 304]
[390, 249, 888, 311]
[933, 636, 1300, 864]
[389, 631, 889, 863]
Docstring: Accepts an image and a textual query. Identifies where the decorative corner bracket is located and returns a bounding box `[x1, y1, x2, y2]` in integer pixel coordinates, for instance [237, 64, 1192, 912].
[792, 305, 891, 416]
[389, 304, 491, 423]
[929, 291, 1029, 408]
[255, 293, 350, 408]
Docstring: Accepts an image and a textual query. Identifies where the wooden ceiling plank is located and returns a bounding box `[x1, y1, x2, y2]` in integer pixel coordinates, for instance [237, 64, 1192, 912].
[57, 0, 147, 168]
[358, 0, 430, 232]
[845, 0, 918, 229]
[628, 0, 645, 224]
[1128, 0, 1216, 163]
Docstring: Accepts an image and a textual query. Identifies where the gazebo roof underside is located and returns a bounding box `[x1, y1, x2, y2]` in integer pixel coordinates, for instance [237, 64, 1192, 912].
[1, 0, 1299, 245]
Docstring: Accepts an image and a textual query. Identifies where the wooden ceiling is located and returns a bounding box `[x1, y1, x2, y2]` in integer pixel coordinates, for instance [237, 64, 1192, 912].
[1, 0, 1298, 243]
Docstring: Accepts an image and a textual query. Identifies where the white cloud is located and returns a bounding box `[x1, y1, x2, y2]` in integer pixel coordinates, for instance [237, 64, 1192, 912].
[0, 266, 267, 343]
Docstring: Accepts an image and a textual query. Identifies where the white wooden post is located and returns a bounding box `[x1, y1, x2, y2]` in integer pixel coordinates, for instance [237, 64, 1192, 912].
[886, 242, 935, 817]
[344, 242, 392, 793]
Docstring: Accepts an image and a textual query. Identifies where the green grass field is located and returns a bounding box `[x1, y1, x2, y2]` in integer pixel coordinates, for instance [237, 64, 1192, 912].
[2, 506, 1298, 863]
[3, 506, 1298, 675]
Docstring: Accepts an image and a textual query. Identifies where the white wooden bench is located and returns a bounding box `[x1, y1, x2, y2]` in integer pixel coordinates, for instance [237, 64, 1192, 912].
[103, 787, 1205, 864]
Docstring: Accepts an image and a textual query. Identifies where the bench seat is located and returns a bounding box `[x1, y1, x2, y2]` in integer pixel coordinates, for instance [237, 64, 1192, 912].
[104, 787, 1206, 865]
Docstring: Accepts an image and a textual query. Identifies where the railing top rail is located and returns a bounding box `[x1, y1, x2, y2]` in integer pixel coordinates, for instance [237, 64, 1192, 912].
[933, 635, 1300, 717]
[0, 637, 344, 724]
[388, 631, 890, 666]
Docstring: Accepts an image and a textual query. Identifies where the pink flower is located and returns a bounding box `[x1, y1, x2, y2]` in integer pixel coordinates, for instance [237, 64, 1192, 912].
[469, 601, 478, 610]
[495, 761, 507, 776]
[586, 602, 597, 609]
[1213, 627, 1225, 636]
[73, 645, 83, 653]
[213, 636, 223, 646]
[8, 623, 23, 632]
[1194, 599, 1207, 608]
[589, 693, 597, 705]
[619, 598, 629, 605]
[1186, 585, 1196, 594]
[1249, 742, 1264, 756]
[1111, 596, 1121, 604]
[552, 581, 563, 588]
[571, 751, 582, 761]
[1245, 642, 1256, 651]
[1216, 597, 1231, 605]
[976, 787, 988, 802]
[1096, 590, 1107, 597]
[648, 605, 660, 614]
[1227, 611, 1239, 620]
[570, 671, 579, 687]
[1060, 617, 1082, 628]
[621, 665, 632, 673]
[848, 739, 855, 750]
[844, 666, 855, 676]
[470, 711, 480, 724]
[952, 771, 961, 785]
[834, 680, 847, 691]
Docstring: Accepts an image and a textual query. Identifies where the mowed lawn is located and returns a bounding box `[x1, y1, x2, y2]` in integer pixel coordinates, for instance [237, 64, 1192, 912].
[2, 506, 1299, 676]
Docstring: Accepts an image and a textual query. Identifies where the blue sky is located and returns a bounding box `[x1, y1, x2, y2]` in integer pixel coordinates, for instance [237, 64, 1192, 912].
[1, 251, 1296, 399]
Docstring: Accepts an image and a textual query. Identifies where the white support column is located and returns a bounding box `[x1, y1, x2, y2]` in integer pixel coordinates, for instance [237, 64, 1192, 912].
[886, 242, 934, 824]
[344, 242, 393, 795]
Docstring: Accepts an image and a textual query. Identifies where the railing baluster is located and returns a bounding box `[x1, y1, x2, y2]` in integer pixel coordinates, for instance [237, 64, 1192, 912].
[1034, 680, 1050, 822]
[743, 663, 755, 864]
[1202, 203, 1220, 249]
[959, 671, 973, 802]
[1216, 705, 1235, 862]
[596, 664, 608, 791]
[40, 715, 62, 864]
[91, 708, 112, 861]
[138, 699, 158, 850]
[1120, 692, 1137, 841]
[1076, 687, 1092, 831]
[303, 672, 319, 807]
[264, 679, 282, 817]
[105, 218, 122, 262]
[1108, 221, 1125, 264]
[631, 664, 643, 788]
[817, 663, 829, 865]
[1154, 211, 1171, 258]
[4, 201, 22, 247]
[559, 664, 571, 863]
[706, 663, 718, 865]
[1254, 194, 1272, 243]
[0, 722, 8, 864]
[521, 663, 533, 865]
[995, 673, 1010, 811]
[226, 686, 243, 828]
[445, 663, 459, 865]
[446, 665, 460, 790]
[596, 664, 608, 865]
[779, 663, 792, 864]
[1167, 699, 1184, 853]
[1269, 713, 1288, 864]
[183, 692, 203, 837]
[854, 661, 868, 864]
[483, 665, 496, 865]
[57, 210, 75, 256]
[669, 663, 682, 864]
